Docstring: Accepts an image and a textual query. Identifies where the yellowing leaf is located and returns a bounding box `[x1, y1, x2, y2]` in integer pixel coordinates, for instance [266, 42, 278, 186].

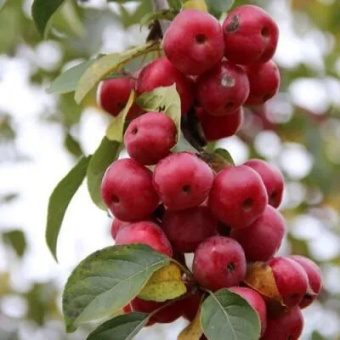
[75, 41, 160, 103]
[183, 0, 208, 12]
[106, 91, 135, 142]
[179, 307, 203, 340]
[138, 263, 187, 302]
[244, 262, 287, 317]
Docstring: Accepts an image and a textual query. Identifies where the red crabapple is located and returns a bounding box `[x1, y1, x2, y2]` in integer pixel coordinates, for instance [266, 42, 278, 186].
[208, 165, 268, 229]
[261, 306, 304, 340]
[231, 205, 286, 262]
[223, 5, 279, 65]
[193, 236, 246, 291]
[229, 287, 267, 335]
[110, 218, 130, 240]
[130, 297, 183, 324]
[245, 60, 280, 106]
[97, 77, 140, 119]
[182, 292, 202, 321]
[124, 112, 177, 165]
[101, 159, 159, 222]
[268, 257, 308, 308]
[163, 10, 224, 76]
[137, 57, 194, 114]
[115, 221, 173, 257]
[162, 205, 217, 253]
[289, 255, 322, 308]
[153, 152, 214, 210]
[245, 159, 284, 208]
[196, 61, 249, 116]
[198, 107, 243, 141]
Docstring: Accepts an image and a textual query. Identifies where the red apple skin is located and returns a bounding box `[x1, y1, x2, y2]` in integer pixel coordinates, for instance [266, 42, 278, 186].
[229, 287, 267, 335]
[97, 77, 140, 119]
[268, 257, 308, 308]
[162, 205, 218, 253]
[182, 292, 203, 322]
[163, 9, 224, 76]
[223, 5, 279, 65]
[153, 152, 214, 211]
[289, 255, 322, 308]
[137, 57, 195, 115]
[124, 112, 177, 165]
[110, 219, 130, 240]
[244, 159, 284, 208]
[261, 306, 304, 340]
[130, 297, 183, 324]
[208, 165, 268, 229]
[196, 61, 250, 116]
[198, 107, 244, 141]
[245, 60, 280, 106]
[231, 205, 286, 262]
[101, 159, 159, 222]
[193, 236, 247, 291]
[115, 221, 173, 257]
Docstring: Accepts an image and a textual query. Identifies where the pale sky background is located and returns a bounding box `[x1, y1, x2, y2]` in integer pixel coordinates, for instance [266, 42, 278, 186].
[1, 0, 340, 339]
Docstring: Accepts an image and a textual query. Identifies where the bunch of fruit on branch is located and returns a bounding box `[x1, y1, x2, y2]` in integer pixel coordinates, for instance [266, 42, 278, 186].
[92, 4, 322, 340]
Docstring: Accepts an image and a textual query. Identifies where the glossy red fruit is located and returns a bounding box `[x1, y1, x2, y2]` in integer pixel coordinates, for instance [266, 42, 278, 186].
[261, 306, 304, 340]
[153, 152, 214, 211]
[130, 297, 183, 324]
[137, 57, 194, 114]
[223, 5, 279, 65]
[123, 304, 132, 313]
[244, 159, 284, 208]
[182, 292, 202, 321]
[198, 107, 243, 141]
[245, 60, 280, 106]
[163, 10, 224, 76]
[162, 205, 217, 253]
[110, 218, 130, 240]
[124, 112, 177, 165]
[193, 236, 246, 291]
[229, 287, 267, 334]
[231, 205, 286, 262]
[208, 165, 268, 229]
[268, 257, 308, 308]
[101, 159, 159, 222]
[196, 61, 249, 116]
[97, 77, 140, 119]
[289, 255, 322, 308]
[115, 221, 173, 257]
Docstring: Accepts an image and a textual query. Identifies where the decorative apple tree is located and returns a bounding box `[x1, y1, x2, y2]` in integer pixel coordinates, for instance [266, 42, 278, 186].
[33, 0, 323, 339]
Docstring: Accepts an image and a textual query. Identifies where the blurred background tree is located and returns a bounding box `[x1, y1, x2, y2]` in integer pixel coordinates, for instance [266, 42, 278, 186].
[0, 0, 339, 339]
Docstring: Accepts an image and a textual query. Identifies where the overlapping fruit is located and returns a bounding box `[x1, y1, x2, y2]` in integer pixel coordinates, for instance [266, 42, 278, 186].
[98, 5, 322, 339]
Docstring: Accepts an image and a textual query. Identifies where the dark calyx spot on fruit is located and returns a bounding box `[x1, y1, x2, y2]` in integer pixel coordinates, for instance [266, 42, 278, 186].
[112, 195, 120, 203]
[195, 34, 207, 44]
[227, 262, 235, 272]
[131, 127, 138, 135]
[182, 185, 191, 193]
[224, 101, 234, 110]
[221, 74, 235, 88]
[226, 15, 240, 33]
[261, 26, 270, 38]
[242, 197, 253, 211]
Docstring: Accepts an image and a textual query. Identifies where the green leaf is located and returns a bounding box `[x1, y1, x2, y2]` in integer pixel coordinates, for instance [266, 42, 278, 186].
[2, 230, 26, 257]
[138, 264, 187, 302]
[75, 41, 160, 103]
[140, 9, 177, 29]
[47, 59, 96, 94]
[214, 148, 235, 166]
[32, 0, 65, 37]
[0, 0, 7, 11]
[205, 0, 234, 13]
[173, 133, 198, 153]
[167, 0, 182, 11]
[201, 289, 261, 340]
[46, 156, 91, 262]
[87, 137, 121, 210]
[62, 244, 170, 332]
[136, 85, 181, 143]
[183, 0, 208, 11]
[87, 312, 149, 340]
[64, 133, 83, 158]
[106, 91, 135, 142]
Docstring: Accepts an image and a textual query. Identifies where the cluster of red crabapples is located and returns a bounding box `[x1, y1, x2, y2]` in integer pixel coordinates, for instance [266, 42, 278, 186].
[98, 5, 322, 340]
